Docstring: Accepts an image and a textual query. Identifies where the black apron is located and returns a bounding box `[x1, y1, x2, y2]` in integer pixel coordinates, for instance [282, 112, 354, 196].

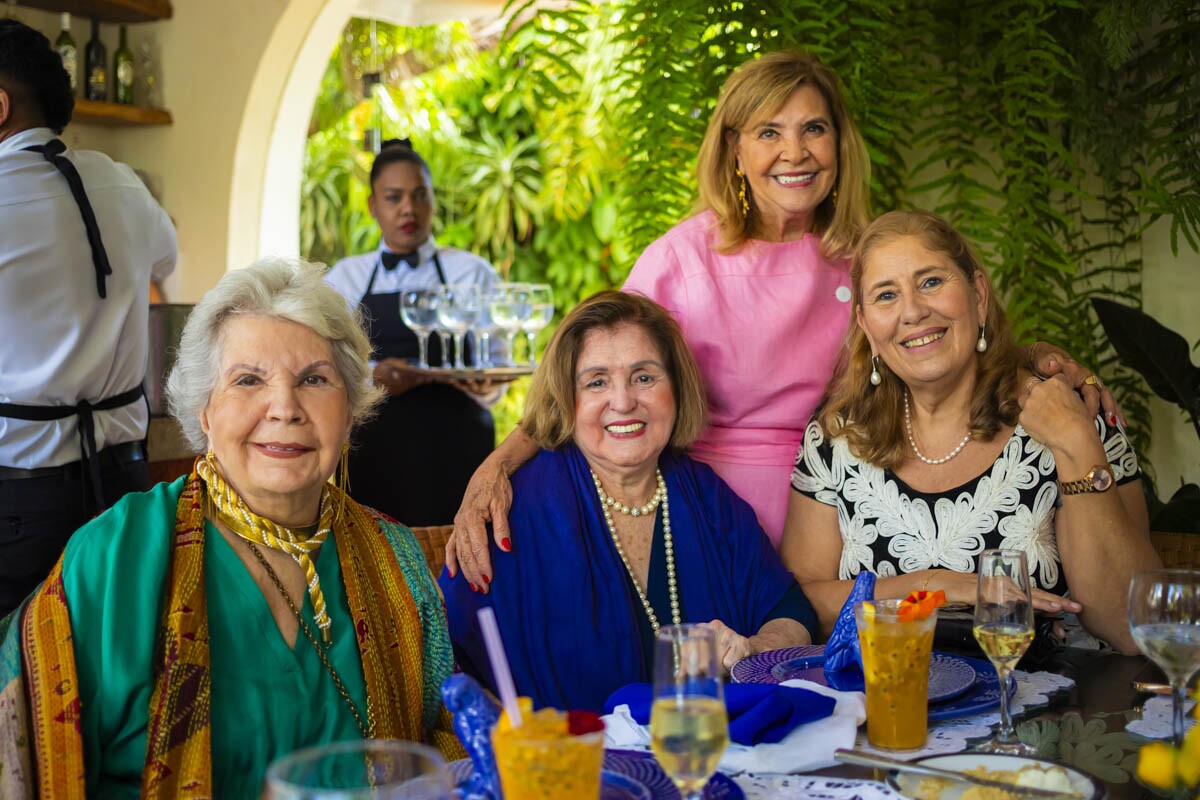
[348, 253, 495, 526]
[0, 139, 149, 515]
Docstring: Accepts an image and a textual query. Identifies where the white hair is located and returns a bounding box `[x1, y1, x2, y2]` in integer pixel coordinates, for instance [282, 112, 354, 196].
[165, 257, 383, 452]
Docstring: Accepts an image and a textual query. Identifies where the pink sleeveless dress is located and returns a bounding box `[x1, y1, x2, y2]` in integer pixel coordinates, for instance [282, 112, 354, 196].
[623, 211, 852, 545]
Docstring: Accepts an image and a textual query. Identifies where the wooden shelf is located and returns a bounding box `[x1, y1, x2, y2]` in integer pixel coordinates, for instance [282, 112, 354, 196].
[73, 98, 172, 126]
[20, 0, 172, 23]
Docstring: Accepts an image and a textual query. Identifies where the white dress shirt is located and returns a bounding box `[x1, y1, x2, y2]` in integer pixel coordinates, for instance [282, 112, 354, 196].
[0, 128, 177, 469]
[324, 237, 498, 304]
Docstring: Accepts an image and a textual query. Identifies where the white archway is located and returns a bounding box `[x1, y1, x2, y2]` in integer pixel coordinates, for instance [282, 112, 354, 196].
[225, 0, 506, 272]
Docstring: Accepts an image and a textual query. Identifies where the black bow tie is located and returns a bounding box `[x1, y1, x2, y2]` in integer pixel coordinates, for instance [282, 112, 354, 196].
[381, 250, 421, 271]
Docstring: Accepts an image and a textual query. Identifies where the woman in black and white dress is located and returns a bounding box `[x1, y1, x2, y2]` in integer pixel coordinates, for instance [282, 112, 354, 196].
[780, 210, 1159, 653]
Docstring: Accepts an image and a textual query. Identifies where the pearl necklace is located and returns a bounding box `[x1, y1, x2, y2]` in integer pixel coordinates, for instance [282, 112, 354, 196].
[903, 392, 972, 465]
[591, 468, 680, 632]
[591, 470, 666, 517]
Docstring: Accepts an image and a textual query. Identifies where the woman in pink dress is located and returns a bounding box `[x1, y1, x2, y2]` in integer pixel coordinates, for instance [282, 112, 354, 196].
[444, 51, 1113, 590]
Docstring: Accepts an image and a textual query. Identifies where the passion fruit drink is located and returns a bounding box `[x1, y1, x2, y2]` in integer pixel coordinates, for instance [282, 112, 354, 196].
[855, 596, 941, 750]
[491, 698, 604, 799]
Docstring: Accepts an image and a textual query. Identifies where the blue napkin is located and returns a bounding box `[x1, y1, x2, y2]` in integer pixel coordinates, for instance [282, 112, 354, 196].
[822, 571, 876, 685]
[603, 682, 836, 746]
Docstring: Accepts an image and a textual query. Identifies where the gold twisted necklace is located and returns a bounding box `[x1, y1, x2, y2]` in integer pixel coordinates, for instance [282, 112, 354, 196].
[198, 454, 336, 642]
[592, 468, 681, 633]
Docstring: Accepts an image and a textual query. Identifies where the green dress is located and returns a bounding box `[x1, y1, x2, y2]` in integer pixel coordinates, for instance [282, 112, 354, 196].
[62, 478, 369, 800]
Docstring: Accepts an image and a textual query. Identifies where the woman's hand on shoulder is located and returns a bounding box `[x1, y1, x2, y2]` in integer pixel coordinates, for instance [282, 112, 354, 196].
[1028, 342, 1121, 425]
[1018, 374, 1101, 458]
[445, 459, 514, 592]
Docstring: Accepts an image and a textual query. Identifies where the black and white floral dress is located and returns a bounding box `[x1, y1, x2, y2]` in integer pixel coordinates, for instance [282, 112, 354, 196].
[790, 415, 1139, 594]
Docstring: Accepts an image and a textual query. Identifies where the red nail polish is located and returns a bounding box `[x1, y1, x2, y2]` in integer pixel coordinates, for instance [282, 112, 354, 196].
[469, 583, 478, 593]
[1109, 413, 1118, 426]
[500, 537, 512, 551]
[482, 574, 491, 584]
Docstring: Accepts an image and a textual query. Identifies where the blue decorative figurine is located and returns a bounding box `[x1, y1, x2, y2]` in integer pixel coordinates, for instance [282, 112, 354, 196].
[441, 673, 504, 800]
[822, 571, 876, 690]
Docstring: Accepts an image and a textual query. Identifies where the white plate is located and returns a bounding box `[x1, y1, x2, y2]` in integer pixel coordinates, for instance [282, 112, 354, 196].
[885, 752, 1103, 799]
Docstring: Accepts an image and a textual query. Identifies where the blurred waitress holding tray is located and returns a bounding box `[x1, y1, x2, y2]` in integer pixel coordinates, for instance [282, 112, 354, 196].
[325, 139, 502, 525]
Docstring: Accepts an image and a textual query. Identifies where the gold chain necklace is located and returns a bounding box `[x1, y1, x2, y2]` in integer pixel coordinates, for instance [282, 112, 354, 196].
[244, 540, 373, 739]
[592, 468, 681, 632]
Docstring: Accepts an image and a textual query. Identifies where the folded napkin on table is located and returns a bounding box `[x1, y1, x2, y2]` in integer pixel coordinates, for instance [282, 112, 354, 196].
[604, 681, 836, 745]
[603, 679, 865, 775]
[822, 571, 876, 683]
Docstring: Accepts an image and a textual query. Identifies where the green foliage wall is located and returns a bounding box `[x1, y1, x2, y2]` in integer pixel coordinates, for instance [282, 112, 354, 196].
[300, 1, 1199, 480]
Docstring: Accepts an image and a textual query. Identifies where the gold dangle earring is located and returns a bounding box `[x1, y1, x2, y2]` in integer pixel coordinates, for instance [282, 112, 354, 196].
[331, 441, 350, 523]
[735, 167, 750, 218]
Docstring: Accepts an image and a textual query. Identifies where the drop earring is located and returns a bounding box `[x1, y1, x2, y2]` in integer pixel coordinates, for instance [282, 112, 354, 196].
[735, 167, 749, 217]
[976, 325, 988, 353]
[869, 355, 881, 386]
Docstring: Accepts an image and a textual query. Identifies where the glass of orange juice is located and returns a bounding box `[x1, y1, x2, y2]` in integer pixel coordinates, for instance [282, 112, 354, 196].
[855, 598, 938, 750]
[491, 698, 604, 799]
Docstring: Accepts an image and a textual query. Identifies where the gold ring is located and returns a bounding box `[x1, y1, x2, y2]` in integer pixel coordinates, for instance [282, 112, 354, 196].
[1084, 374, 1102, 388]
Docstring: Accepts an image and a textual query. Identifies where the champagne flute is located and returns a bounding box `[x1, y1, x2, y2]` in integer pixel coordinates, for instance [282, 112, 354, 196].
[650, 624, 729, 800]
[1128, 569, 1200, 746]
[265, 739, 454, 799]
[519, 283, 554, 367]
[973, 549, 1036, 755]
[436, 284, 482, 370]
[400, 289, 439, 370]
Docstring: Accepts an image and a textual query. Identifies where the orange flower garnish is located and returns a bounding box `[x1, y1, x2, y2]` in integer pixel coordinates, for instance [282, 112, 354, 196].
[897, 589, 947, 621]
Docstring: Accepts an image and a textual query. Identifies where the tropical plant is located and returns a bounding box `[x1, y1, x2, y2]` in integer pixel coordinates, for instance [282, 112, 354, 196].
[300, 1, 1200, 458]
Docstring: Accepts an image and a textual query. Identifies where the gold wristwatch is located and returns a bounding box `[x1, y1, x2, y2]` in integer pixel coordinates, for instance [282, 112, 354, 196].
[1056, 464, 1115, 495]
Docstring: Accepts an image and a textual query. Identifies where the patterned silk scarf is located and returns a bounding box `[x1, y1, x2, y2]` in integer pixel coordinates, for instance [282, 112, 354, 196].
[12, 466, 462, 799]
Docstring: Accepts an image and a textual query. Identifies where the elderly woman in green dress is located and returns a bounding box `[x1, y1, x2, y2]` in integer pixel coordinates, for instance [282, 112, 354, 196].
[0, 258, 461, 799]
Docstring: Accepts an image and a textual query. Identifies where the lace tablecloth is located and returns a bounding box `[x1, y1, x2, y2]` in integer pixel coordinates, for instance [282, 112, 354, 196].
[1125, 694, 1198, 740]
[730, 669, 1075, 800]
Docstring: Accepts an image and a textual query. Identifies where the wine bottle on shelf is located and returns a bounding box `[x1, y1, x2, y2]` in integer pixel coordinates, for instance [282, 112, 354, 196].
[84, 18, 107, 101]
[113, 25, 134, 105]
[54, 14, 77, 94]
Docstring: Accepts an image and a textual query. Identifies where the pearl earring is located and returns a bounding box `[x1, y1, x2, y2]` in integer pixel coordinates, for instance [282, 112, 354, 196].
[869, 355, 881, 386]
[976, 325, 988, 353]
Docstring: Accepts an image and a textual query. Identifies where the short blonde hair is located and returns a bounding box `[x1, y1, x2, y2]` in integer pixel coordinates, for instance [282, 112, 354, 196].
[696, 50, 870, 258]
[166, 257, 384, 452]
[820, 210, 1021, 468]
[521, 291, 707, 450]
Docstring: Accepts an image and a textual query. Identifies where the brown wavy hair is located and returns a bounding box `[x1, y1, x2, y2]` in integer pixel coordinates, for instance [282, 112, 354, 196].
[696, 50, 870, 258]
[818, 210, 1022, 468]
[521, 291, 707, 451]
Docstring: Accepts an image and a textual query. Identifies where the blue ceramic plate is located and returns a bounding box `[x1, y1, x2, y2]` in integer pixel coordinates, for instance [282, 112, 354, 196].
[730, 646, 977, 705]
[604, 750, 744, 800]
[448, 762, 652, 800]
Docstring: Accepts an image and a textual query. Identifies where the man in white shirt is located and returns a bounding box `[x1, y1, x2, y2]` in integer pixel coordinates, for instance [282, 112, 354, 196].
[0, 20, 177, 616]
